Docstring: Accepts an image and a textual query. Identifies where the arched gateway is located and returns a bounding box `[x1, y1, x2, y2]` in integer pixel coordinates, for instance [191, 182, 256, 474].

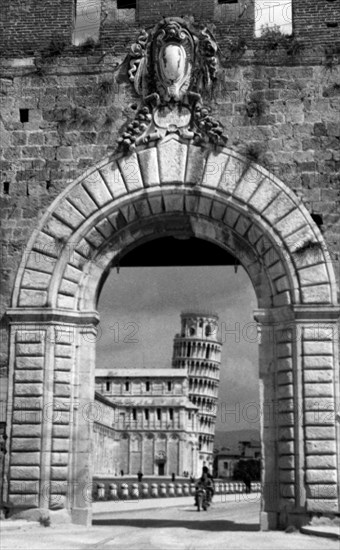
[4, 138, 340, 528]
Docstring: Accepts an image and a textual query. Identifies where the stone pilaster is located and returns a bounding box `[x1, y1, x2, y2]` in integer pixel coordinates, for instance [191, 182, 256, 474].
[5, 309, 99, 524]
[255, 305, 340, 528]
[6, 326, 46, 510]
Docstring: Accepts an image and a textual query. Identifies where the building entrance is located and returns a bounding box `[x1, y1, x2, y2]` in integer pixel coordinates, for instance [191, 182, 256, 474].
[4, 140, 339, 529]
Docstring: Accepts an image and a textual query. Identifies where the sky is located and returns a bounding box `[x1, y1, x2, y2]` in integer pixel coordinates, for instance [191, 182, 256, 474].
[73, 0, 292, 44]
[97, 265, 260, 432]
[255, 1, 292, 36]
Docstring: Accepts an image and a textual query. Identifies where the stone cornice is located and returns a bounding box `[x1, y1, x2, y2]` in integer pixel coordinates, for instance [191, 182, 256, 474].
[254, 305, 340, 324]
[5, 308, 100, 325]
[292, 304, 340, 321]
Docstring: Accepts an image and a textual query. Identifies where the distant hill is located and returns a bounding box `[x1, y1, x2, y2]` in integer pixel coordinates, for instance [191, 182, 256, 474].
[214, 429, 260, 453]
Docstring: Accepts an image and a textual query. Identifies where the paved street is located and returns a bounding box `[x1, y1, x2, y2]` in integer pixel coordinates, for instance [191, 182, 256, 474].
[1, 495, 339, 550]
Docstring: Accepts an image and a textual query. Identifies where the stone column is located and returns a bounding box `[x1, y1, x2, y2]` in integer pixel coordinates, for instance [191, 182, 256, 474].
[140, 433, 144, 474]
[178, 437, 184, 475]
[69, 323, 97, 525]
[164, 436, 168, 476]
[255, 310, 279, 530]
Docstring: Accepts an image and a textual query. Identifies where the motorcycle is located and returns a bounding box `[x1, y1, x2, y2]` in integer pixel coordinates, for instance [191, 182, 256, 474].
[195, 486, 211, 512]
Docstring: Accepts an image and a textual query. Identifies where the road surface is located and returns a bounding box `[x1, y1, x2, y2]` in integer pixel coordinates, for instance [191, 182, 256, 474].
[1, 496, 338, 550]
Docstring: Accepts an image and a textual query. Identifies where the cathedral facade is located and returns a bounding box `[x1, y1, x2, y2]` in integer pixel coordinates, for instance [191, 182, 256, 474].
[94, 312, 222, 477]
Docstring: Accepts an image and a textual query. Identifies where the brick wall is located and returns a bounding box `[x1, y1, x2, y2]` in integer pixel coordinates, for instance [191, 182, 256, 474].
[293, 0, 340, 46]
[138, 0, 214, 23]
[0, 0, 74, 56]
[2, 1, 340, 57]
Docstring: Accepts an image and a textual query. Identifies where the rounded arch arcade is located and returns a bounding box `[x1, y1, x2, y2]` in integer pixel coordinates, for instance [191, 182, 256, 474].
[5, 136, 340, 529]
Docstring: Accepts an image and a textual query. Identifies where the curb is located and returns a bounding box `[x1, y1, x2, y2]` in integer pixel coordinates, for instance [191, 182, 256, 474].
[93, 499, 196, 520]
[300, 525, 340, 541]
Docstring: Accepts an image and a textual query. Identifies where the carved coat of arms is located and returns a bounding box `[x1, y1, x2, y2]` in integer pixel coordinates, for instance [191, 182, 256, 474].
[119, 17, 227, 153]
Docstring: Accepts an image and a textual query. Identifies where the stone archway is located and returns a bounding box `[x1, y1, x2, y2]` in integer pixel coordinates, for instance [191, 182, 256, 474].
[4, 137, 340, 528]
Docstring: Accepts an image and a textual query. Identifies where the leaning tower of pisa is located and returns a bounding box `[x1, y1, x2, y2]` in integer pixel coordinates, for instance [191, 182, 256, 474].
[172, 312, 222, 474]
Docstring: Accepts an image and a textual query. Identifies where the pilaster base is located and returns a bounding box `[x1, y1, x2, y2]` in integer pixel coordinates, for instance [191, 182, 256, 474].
[71, 507, 92, 526]
[260, 511, 278, 530]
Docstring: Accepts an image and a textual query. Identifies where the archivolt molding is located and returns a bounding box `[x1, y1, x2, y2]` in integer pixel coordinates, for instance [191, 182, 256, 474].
[11, 137, 337, 313]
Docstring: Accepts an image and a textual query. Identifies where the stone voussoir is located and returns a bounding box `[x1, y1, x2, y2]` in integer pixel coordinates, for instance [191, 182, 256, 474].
[138, 147, 161, 187]
[99, 161, 128, 198]
[82, 170, 113, 207]
[118, 153, 144, 192]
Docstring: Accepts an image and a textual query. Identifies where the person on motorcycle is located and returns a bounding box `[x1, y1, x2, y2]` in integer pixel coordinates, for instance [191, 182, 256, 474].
[201, 466, 214, 503]
[194, 466, 214, 505]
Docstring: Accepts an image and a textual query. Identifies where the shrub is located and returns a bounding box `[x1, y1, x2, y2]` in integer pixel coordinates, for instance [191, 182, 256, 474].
[260, 24, 288, 51]
[39, 515, 51, 527]
[78, 37, 98, 54]
[246, 96, 266, 119]
[243, 143, 265, 163]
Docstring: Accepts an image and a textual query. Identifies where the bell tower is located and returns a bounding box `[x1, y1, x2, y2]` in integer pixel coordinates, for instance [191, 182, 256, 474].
[172, 312, 222, 473]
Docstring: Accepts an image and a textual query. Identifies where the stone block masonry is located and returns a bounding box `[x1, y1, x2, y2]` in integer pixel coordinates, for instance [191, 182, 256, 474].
[0, 1, 340, 531]
[1, 60, 339, 340]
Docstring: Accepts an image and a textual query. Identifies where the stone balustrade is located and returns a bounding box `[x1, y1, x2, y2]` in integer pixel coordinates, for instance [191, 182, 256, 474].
[94, 480, 262, 501]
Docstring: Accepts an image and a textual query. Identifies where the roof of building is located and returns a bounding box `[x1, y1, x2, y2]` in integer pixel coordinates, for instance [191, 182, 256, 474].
[100, 395, 198, 409]
[95, 368, 188, 378]
[216, 450, 240, 458]
[181, 311, 219, 319]
[94, 391, 116, 408]
[215, 439, 261, 459]
[239, 440, 261, 449]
